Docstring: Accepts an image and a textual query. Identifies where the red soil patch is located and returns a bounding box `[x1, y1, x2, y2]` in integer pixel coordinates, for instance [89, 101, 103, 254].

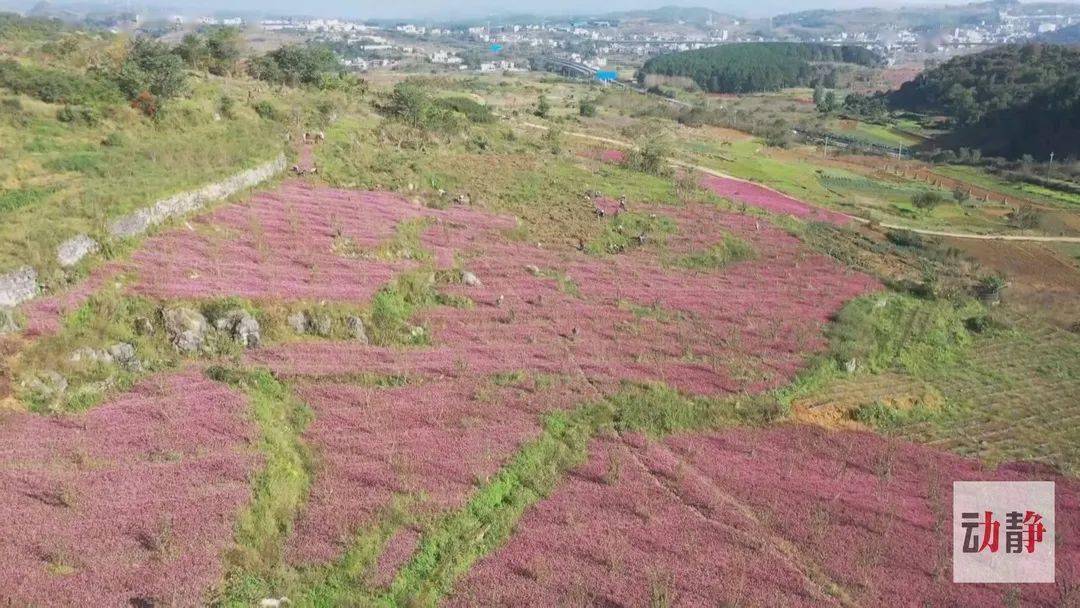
[450, 425, 1080, 607]
[700, 174, 850, 225]
[0, 369, 257, 606]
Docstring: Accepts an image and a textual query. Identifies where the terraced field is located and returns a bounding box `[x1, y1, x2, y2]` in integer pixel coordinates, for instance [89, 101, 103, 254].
[3, 92, 1080, 606]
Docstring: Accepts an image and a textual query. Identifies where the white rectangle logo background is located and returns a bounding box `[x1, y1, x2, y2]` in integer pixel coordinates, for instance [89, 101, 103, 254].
[953, 481, 1055, 583]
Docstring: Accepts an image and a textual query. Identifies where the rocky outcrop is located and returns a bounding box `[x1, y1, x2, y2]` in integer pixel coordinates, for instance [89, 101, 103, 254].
[162, 307, 210, 353]
[108, 342, 141, 371]
[109, 154, 286, 239]
[56, 234, 100, 268]
[345, 315, 369, 343]
[461, 270, 482, 287]
[287, 310, 333, 337]
[213, 309, 261, 348]
[0, 266, 38, 308]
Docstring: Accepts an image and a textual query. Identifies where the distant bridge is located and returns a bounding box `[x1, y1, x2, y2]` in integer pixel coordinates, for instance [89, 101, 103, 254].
[535, 56, 600, 79]
[532, 56, 692, 108]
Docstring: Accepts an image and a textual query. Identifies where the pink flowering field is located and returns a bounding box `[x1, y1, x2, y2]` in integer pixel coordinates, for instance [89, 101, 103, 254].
[700, 174, 852, 225]
[0, 369, 257, 606]
[450, 424, 1080, 607]
[9, 165, 1053, 607]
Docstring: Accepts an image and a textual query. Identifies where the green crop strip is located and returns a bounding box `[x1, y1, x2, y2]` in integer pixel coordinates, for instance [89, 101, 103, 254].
[378, 382, 781, 607]
[206, 367, 316, 607]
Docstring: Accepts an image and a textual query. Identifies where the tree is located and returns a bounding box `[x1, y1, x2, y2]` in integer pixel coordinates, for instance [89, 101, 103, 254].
[812, 85, 824, 107]
[249, 45, 339, 87]
[911, 190, 943, 210]
[112, 37, 186, 103]
[818, 90, 838, 113]
[952, 187, 971, 205]
[205, 27, 243, 76]
[176, 33, 209, 69]
[535, 95, 550, 119]
[385, 81, 429, 128]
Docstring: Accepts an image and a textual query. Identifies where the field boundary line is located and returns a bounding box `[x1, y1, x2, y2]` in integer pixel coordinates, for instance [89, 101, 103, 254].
[516, 121, 1080, 244]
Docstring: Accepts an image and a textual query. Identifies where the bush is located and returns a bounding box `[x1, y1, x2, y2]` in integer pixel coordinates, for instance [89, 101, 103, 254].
[129, 90, 158, 117]
[251, 100, 281, 121]
[101, 131, 127, 147]
[433, 96, 494, 123]
[56, 105, 99, 125]
[535, 95, 550, 119]
[112, 38, 187, 102]
[217, 95, 236, 119]
[626, 134, 672, 176]
[952, 186, 971, 205]
[911, 190, 943, 209]
[578, 99, 597, 117]
[1006, 204, 1041, 229]
[0, 59, 122, 106]
[885, 229, 924, 248]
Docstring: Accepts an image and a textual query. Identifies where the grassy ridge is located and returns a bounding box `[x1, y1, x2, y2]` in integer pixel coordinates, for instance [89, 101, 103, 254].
[381, 383, 779, 606]
[206, 367, 316, 606]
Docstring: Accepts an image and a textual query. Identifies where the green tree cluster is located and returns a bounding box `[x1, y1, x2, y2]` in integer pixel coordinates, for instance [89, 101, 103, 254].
[639, 43, 881, 94]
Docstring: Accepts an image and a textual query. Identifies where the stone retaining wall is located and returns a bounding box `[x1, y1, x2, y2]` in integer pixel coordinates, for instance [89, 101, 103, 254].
[108, 153, 286, 239]
[0, 153, 286, 316]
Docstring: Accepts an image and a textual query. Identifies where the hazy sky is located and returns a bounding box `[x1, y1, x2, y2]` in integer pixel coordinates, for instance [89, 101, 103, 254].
[6, 0, 1077, 20]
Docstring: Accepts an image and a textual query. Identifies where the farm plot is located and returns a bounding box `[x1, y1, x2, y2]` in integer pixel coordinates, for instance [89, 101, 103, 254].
[223, 181, 877, 593]
[250, 200, 877, 396]
[0, 369, 257, 606]
[450, 424, 1080, 607]
[699, 175, 851, 225]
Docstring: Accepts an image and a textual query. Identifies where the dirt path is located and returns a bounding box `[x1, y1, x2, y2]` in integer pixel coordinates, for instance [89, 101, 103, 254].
[518, 121, 1080, 244]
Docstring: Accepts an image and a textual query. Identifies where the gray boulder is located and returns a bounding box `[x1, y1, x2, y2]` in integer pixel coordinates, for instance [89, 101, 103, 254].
[214, 309, 261, 348]
[162, 307, 209, 353]
[56, 234, 100, 268]
[310, 314, 333, 337]
[287, 311, 309, 334]
[70, 346, 113, 365]
[133, 316, 155, 336]
[0, 266, 38, 308]
[345, 315, 369, 343]
[108, 342, 142, 371]
[461, 270, 482, 287]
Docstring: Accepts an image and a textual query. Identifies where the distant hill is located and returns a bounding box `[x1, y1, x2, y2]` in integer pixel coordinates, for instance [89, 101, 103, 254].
[598, 6, 736, 25]
[775, 0, 1080, 34]
[1038, 23, 1080, 44]
[889, 44, 1080, 158]
[638, 42, 882, 94]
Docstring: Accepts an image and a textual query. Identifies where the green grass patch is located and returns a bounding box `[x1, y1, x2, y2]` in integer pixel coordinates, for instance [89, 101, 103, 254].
[586, 211, 677, 255]
[0, 186, 52, 214]
[672, 234, 755, 270]
[207, 367, 315, 605]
